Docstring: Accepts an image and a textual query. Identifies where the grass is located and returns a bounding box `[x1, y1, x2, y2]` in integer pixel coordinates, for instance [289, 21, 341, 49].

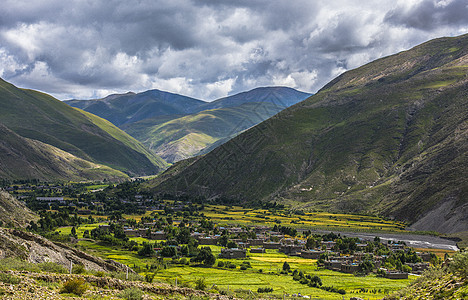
[201, 205, 407, 233]
[150, 250, 413, 299]
[65, 228, 413, 300]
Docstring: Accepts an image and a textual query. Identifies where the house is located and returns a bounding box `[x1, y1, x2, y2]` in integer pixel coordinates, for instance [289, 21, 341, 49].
[405, 262, 430, 274]
[263, 242, 282, 249]
[250, 248, 265, 254]
[321, 241, 336, 250]
[198, 236, 219, 245]
[341, 263, 361, 274]
[219, 248, 246, 259]
[417, 252, 432, 262]
[385, 271, 408, 279]
[148, 231, 166, 240]
[247, 238, 264, 246]
[124, 229, 140, 237]
[301, 250, 325, 259]
[280, 244, 304, 255]
[324, 260, 342, 271]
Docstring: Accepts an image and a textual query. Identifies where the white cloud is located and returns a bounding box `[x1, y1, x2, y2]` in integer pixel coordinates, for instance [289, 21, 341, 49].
[0, 0, 466, 101]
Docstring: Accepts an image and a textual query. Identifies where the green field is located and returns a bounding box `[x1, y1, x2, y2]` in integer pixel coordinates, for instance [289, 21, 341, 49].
[201, 205, 407, 233]
[57, 222, 414, 300]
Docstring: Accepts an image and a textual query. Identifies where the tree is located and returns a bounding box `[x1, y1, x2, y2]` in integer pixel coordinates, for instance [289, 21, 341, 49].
[359, 260, 375, 274]
[282, 261, 291, 272]
[160, 246, 177, 257]
[309, 275, 322, 287]
[193, 247, 216, 266]
[71, 226, 77, 237]
[138, 242, 155, 257]
[226, 240, 238, 249]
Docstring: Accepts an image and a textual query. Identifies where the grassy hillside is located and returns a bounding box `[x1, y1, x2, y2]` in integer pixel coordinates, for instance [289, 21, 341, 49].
[65, 89, 205, 127]
[0, 189, 39, 228]
[0, 79, 167, 176]
[148, 34, 468, 233]
[67, 87, 311, 163]
[77, 110, 168, 170]
[124, 102, 292, 162]
[0, 123, 128, 181]
[195, 86, 312, 111]
[385, 252, 468, 299]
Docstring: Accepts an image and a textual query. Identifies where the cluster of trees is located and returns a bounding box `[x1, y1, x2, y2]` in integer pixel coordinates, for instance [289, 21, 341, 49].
[27, 211, 94, 232]
[272, 225, 297, 237]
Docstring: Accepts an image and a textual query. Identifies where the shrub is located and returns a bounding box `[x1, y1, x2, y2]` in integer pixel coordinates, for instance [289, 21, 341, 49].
[217, 261, 225, 268]
[240, 265, 247, 270]
[449, 251, 468, 278]
[145, 273, 154, 283]
[38, 262, 67, 274]
[95, 271, 106, 277]
[194, 278, 206, 290]
[0, 273, 21, 284]
[257, 287, 273, 293]
[179, 258, 188, 265]
[119, 287, 143, 300]
[60, 278, 88, 296]
[72, 264, 86, 274]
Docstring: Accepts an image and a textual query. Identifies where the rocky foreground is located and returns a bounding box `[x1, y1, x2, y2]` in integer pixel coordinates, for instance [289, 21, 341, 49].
[0, 270, 237, 299]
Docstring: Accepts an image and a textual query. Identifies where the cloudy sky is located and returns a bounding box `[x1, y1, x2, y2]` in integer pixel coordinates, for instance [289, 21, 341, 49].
[1, 0, 467, 101]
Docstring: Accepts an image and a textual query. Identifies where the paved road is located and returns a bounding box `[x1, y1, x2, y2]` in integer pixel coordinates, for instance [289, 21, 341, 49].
[310, 230, 458, 251]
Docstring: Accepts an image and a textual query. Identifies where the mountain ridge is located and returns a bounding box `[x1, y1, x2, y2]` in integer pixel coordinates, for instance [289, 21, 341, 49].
[147, 34, 468, 233]
[0, 78, 168, 179]
[67, 86, 312, 163]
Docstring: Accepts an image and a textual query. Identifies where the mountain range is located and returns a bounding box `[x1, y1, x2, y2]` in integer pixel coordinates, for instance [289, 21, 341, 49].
[147, 34, 468, 233]
[66, 87, 312, 162]
[0, 78, 168, 180]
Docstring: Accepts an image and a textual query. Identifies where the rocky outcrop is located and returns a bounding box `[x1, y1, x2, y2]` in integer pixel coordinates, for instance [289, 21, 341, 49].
[0, 228, 127, 273]
[0, 271, 238, 300]
[0, 189, 38, 228]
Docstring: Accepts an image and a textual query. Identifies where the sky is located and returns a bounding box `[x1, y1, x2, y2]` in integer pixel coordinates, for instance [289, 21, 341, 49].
[0, 0, 467, 101]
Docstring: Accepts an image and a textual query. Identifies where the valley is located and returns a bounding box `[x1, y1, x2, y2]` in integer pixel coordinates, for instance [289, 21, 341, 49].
[0, 32, 467, 299]
[0, 179, 461, 299]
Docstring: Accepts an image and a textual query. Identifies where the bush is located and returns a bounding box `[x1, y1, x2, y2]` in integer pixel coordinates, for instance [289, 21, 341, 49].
[240, 265, 247, 270]
[0, 273, 21, 284]
[38, 262, 67, 274]
[449, 251, 468, 278]
[217, 261, 225, 268]
[119, 287, 143, 300]
[145, 273, 154, 283]
[72, 264, 86, 274]
[194, 278, 206, 290]
[60, 278, 88, 296]
[95, 271, 106, 277]
[257, 287, 273, 293]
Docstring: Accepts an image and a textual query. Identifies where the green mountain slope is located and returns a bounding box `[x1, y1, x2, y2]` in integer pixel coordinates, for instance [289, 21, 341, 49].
[121, 87, 312, 163]
[123, 101, 292, 162]
[0, 123, 128, 181]
[149, 34, 468, 233]
[65, 90, 205, 127]
[0, 79, 168, 176]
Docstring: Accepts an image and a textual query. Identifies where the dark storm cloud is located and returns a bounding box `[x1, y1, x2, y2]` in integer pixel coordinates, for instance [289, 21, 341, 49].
[0, 0, 467, 100]
[385, 0, 468, 30]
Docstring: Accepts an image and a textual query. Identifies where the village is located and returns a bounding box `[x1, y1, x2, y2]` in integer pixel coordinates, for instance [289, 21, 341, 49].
[105, 218, 435, 280]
